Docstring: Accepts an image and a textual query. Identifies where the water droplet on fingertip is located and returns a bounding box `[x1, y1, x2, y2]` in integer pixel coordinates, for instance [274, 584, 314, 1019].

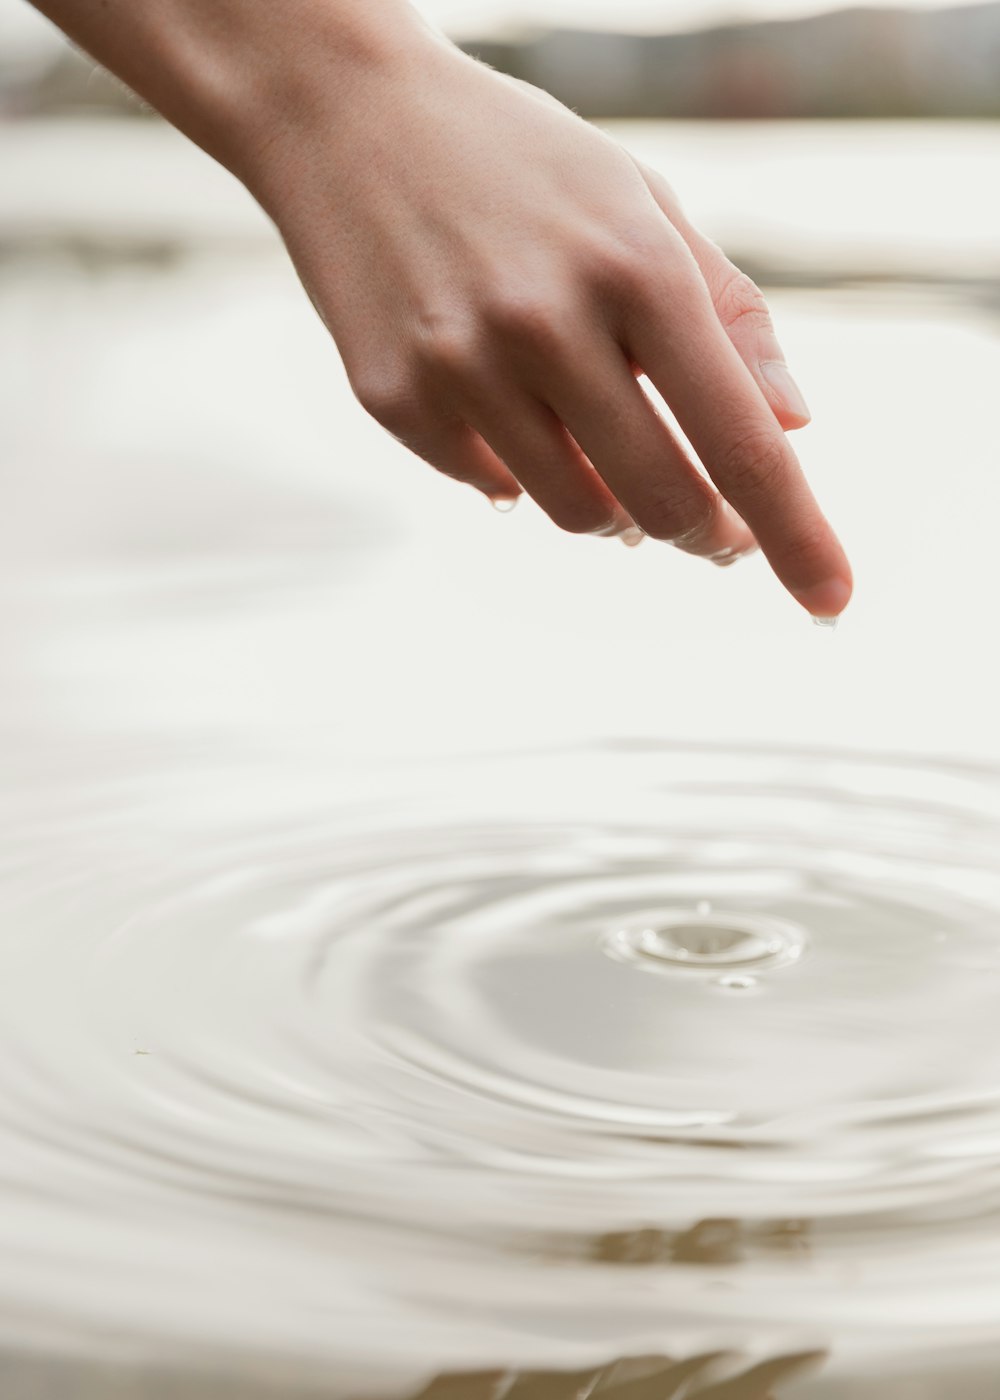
[490, 495, 519, 514]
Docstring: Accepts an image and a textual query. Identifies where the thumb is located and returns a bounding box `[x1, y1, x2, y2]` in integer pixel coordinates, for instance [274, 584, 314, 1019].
[635, 158, 812, 432]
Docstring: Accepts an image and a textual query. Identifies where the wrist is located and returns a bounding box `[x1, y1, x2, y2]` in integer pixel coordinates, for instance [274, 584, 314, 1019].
[198, 1, 446, 191]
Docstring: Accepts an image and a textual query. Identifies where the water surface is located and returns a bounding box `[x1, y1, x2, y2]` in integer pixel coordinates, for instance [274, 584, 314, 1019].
[3, 743, 1000, 1397]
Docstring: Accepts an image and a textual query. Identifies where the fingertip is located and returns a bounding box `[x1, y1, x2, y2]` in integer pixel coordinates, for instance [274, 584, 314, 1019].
[776, 406, 812, 433]
[791, 574, 853, 620]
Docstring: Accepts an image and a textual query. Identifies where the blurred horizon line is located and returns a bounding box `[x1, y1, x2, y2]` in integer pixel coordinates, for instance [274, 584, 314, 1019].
[3, 0, 1000, 122]
[445, 0, 1000, 38]
[457, 0, 1000, 119]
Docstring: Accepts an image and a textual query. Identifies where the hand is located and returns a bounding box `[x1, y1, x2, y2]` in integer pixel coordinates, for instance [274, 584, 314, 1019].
[29, 0, 850, 616]
[249, 31, 851, 617]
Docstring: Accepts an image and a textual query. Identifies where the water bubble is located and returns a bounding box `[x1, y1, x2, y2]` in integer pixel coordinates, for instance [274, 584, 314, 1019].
[490, 495, 519, 513]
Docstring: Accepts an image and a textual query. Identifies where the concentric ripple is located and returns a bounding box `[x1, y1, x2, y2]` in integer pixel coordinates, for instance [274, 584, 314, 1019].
[2, 742, 1000, 1396]
[602, 904, 807, 979]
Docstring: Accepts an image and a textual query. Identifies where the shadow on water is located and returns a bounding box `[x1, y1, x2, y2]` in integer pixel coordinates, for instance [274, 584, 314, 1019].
[0, 1349, 826, 1400]
[409, 1351, 827, 1400]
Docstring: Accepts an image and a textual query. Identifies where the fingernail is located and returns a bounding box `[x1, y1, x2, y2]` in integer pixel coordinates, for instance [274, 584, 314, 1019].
[793, 576, 852, 619]
[761, 362, 811, 424]
[490, 495, 519, 513]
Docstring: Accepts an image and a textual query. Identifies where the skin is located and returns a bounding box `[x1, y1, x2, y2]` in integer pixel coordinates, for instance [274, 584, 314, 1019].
[30, 0, 852, 617]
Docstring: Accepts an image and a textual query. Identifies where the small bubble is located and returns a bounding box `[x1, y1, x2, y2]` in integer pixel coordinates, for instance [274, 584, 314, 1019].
[490, 495, 519, 514]
[716, 975, 757, 992]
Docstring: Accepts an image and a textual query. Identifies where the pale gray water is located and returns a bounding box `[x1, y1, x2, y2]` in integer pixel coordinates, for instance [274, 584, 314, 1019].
[1, 119, 1000, 1398]
[4, 742, 1000, 1398]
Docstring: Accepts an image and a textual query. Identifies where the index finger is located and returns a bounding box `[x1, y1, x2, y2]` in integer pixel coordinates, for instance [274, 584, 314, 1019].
[625, 259, 853, 618]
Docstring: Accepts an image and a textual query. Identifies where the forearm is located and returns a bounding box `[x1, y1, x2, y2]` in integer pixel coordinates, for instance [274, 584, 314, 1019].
[27, 0, 435, 179]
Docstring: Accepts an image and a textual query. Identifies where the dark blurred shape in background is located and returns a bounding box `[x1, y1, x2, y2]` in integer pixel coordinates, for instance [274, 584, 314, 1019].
[3, 2, 1000, 119]
[465, 4, 1000, 118]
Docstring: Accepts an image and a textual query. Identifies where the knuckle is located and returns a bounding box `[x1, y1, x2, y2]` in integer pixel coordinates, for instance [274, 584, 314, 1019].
[638, 489, 713, 543]
[484, 291, 568, 351]
[548, 497, 617, 536]
[716, 425, 788, 500]
[414, 322, 483, 386]
[351, 370, 423, 434]
[626, 258, 704, 326]
[715, 267, 772, 333]
[598, 252, 651, 310]
[588, 232, 647, 284]
[596, 230, 679, 299]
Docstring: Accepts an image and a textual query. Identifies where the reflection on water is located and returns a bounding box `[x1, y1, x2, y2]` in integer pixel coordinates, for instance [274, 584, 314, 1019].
[413, 1348, 826, 1399]
[3, 744, 1000, 1395]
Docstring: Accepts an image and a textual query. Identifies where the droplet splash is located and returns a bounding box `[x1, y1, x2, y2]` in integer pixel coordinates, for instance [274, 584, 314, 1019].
[603, 908, 806, 976]
[716, 974, 758, 992]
